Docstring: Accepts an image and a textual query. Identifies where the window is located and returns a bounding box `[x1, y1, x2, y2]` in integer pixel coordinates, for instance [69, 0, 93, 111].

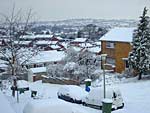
[106, 42, 114, 48]
[122, 58, 129, 68]
[26, 65, 29, 69]
[125, 60, 129, 68]
[106, 57, 115, 65]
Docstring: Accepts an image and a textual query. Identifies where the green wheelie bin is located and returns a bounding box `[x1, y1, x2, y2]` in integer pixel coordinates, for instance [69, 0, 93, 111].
[102, 99, 113, 113]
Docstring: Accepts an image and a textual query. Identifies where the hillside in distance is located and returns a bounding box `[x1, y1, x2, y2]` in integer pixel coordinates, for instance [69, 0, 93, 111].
[36, 18, 138, 28]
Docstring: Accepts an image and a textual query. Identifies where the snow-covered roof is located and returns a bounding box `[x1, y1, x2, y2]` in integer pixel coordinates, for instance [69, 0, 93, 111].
[21, 35, 35, 39]
[73, 38, 87, 42]
[36, 41, 51, 45]
[0, 64, 8, 68]
[21, 34, 53, 39]
[0, 59, 7, 64]
[100, 27, 135, 42]
[14, 41, 31, 45]
[50, 45, 60, 49]
[88, 46, 101, 53]
[0, 59, 8, 68]
[94, 41, 101, 46]
[36, 41, 58, 45]
[72, 46, 82, 52]
[35, 34, 53, 38]
[56, 36, 63, 40]
[50, 41, 58, 45]
[29, 67, 46, 74]
[28, 50, 65, 64]
[60, 42, 68, 48]
[79, 43, 93, 48]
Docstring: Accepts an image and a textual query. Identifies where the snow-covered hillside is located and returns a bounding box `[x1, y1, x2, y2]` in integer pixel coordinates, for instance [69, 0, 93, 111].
[36, 19, 137, 28]
[1, 79, 150, 113]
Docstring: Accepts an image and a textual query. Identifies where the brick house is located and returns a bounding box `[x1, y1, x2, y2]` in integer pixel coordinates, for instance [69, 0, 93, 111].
[100, 27, 135, 73]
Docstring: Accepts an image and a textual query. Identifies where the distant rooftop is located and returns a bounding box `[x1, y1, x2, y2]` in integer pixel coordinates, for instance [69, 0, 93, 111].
[21, 34, 53, 39]
[28, 50, 65, 64]
[73, 38, 87, 42]
[100, 27, 135, 42]
[29, 67, 46, 74]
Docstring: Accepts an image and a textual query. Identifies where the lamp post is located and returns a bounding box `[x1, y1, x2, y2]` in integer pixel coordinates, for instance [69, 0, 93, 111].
[101, 54, 107, 98]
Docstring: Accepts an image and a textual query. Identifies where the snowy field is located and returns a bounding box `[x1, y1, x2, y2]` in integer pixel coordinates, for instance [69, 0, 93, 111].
[1, 79, 150, 113]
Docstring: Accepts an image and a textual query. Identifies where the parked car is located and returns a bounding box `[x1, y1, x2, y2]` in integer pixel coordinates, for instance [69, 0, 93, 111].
[57, 85, 88, 104]
[82, 87, 124, 110]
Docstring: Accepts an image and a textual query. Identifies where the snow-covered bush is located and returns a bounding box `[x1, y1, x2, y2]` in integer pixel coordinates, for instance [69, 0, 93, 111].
[47, 64, 64, 78]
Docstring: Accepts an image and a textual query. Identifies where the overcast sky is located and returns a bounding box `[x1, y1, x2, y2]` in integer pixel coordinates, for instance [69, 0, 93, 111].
[0, 0, 150, 21]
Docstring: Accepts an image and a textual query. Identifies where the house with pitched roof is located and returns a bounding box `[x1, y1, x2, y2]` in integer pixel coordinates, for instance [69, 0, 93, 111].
[100, 27, 135, 73]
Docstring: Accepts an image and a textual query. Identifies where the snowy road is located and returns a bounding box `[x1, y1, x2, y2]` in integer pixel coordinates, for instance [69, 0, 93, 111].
[1, 80, 150, 113]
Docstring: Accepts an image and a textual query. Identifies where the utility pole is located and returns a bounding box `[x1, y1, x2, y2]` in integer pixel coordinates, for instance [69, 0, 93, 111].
[101, 54, 107, 98]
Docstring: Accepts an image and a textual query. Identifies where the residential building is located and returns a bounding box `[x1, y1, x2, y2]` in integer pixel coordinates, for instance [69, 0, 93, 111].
[25, 50, 65, 69]
[100, 27, 135, 73]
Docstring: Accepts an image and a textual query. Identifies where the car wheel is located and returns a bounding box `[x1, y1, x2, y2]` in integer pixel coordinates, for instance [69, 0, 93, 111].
[116, 103, 124, 110]
[100, 106, 102, 110]
[70, 99, 74, 103]
[119, 103, 124, 109]
[82, 102, 87, 106]
[122, 103, 124, 107]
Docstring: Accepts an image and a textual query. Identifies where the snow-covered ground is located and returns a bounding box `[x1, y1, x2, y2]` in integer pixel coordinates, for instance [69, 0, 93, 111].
[0, 91, 16, 113]
[115, 80, 150, 113]
[1, 78, 150, 113]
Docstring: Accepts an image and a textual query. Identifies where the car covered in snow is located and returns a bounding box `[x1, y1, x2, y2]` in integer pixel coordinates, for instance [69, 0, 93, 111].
[57, 85, 88, 104]
[82, 87, 124, 110]
[23, 99, 87, 113]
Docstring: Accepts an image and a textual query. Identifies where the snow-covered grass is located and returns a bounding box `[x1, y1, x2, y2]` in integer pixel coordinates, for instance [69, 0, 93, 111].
[1, 77, 150, 113]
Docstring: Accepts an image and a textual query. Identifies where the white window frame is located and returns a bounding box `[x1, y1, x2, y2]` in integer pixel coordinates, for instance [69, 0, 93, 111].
[106, 57, 115, 65]
[106, 42, 115, 48]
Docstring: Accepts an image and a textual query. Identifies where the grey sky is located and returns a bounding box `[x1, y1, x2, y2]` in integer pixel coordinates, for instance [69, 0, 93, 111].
[0, 0, 150, 21]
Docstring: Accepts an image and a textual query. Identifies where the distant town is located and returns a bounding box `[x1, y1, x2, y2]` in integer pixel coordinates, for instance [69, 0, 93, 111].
[0, 5, 150, 113]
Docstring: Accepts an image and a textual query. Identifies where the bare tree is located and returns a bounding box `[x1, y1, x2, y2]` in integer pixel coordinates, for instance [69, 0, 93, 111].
[0, 6, 38, 98]
[0, 6, 38, 97]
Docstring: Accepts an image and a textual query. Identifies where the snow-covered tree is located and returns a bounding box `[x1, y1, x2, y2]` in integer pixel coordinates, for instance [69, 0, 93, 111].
[65, 48, 100, 79]
[0, 7, 38, 77]
[78, 49, 98, 79]
[128, 7, 150, 80]
[64, 47, 78, 62]
[63, 62, 78, 79]
[47, 47, 100, 81]
[47, 64, 64, 78]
